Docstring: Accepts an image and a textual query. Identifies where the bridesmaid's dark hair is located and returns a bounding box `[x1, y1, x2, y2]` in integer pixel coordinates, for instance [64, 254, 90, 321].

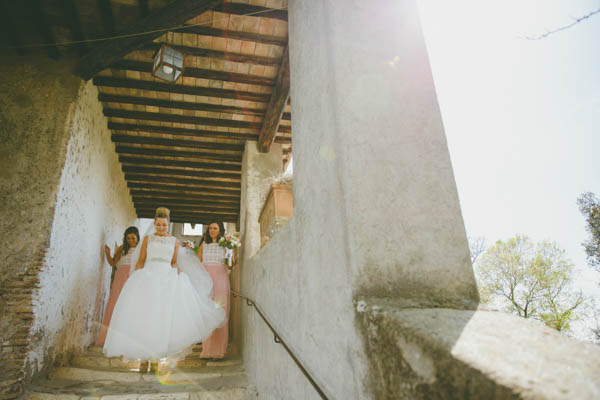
[202, 221, 225, 244]
[122, 226, 140, 256]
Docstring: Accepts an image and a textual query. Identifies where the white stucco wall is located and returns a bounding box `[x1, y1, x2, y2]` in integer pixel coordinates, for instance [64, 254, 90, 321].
[240, 1, 479, 399]
[28, 80, 137, 373]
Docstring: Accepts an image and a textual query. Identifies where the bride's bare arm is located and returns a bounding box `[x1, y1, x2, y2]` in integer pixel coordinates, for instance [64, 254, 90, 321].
[171, 239, 181, 273]
[134, 236, 149, 270]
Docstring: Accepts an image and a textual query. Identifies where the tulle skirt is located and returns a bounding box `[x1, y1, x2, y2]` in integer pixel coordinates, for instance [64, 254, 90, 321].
[103, 260, 226, 361]
[200, 263, 230, 359]
[95, 265, 131, 346]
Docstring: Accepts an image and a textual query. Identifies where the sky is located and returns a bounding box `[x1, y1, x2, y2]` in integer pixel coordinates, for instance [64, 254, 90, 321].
[418, 1, 600, 338]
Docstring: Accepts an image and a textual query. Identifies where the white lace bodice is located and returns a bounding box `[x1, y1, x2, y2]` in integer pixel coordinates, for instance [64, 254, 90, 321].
[202, 243, 225, 264]
[117, 247, 135, 267]
[147, 235, 176, 264]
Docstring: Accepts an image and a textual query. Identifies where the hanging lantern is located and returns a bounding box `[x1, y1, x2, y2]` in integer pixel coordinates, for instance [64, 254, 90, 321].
[152, 44, 184, 83]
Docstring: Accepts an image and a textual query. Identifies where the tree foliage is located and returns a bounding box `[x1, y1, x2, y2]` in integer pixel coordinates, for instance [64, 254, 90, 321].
[468, 236, 487, 265]
[476, 235, 584, 332]
[577, 192, 600, 270]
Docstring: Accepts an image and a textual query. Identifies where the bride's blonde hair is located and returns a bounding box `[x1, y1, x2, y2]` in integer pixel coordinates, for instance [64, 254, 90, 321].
[154, 207, 170, 221]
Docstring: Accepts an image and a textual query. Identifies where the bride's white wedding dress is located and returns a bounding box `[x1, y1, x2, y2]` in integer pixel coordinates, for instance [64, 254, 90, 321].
[103, 234, 225, 361]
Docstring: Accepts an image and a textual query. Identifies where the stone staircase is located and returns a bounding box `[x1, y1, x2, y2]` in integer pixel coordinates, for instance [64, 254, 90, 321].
[23, 344, 257, 399]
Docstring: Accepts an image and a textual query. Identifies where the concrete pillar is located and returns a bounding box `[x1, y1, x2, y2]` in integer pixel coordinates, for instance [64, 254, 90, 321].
[239, 141, 283, 264]
[289, 0, 479, 307]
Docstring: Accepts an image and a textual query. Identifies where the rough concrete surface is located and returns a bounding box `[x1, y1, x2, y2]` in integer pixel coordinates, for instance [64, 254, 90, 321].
[25, 344, 254, 400]
[239, 0, 479, 399]
[0, 56, 84, 398]
[28, 77, 137, 376]
[0, 55, 136, 398]
[357, 299, 600, 399]
[0, 56, 81, 285]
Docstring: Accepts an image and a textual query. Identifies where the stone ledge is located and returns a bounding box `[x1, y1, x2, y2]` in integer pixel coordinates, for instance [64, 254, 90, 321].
[356, 298, 600, 399]
[48, 366, 246, 384]
[24, 374, 253, 400]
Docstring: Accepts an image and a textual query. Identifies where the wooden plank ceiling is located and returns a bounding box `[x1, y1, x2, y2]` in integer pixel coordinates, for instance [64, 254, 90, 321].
[3, 0, 292, 225]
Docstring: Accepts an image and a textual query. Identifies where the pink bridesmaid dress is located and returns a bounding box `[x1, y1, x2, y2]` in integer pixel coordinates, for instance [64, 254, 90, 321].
[200, 243, 230, 359]
[95, 249, 135, 346]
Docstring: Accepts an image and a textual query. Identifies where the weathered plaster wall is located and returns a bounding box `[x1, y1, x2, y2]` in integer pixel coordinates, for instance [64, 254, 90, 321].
[239, 2, 600, 399]
[0, 56, 136, 399]
[239, 0, 478, 398]
[0, 56, 82, 399]
[28, 78, 137, 374]
[357, 299, 600, 399]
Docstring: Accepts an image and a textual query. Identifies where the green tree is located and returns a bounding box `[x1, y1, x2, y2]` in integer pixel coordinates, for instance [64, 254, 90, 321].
[577, 192, 600, 270]
[476, 235, 584, 332]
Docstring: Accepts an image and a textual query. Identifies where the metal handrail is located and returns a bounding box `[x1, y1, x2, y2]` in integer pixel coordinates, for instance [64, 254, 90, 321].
[231, 289, 329, 400]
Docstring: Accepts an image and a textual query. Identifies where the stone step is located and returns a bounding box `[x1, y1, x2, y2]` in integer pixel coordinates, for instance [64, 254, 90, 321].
[72, 354, 242, 371]
[24, 373, 255, 399]
[71, 355, 141, 370]
[49, 365, 245, 384]
[87, 343, 234, 355]
[78, 345, 240, 371]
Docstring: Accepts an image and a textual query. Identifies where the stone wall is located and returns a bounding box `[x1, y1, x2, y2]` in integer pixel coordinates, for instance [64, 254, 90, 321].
[238, 1, 600, 399]
[239, 0, 477, 397]
[0, 56, 136, 399]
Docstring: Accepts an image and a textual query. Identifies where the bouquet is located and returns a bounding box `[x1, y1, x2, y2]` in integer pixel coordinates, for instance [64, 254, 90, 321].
[218, 234, 241, 250]
[182, 240, 201, 254]
[218, 235, 240, 267]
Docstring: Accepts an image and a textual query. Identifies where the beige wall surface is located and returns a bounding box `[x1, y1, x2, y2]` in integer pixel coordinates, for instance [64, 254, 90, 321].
[0, 56, 136, 398]
[239, 0, 478, 398]
[28, 78, 137, 375]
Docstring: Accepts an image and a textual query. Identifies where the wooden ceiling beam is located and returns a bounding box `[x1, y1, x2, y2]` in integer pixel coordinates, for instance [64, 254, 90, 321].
[125, 173, 240, 188]
[104, 108, 262, 130]
[217, 3, 288, 21]
[109, 122, 290, 143]
[100, 93, 265, 117]
[133, 198, 240, 209]
[134, 200, 239, 212]
[75, 0, 222, 80]
[137, 208, 238, 217]
[111, 59, 275, 86]
[136, 211, 239, 223]
[278, 125, 291, 133]
[131, 190, 240, 204]
[176, 25, 287, 47]
[121, 165, 241, 180]
[141, 42, 280, 66]
[133, 197, 240, 214]
[0, 2, 25, 56]
[61, 0, 88, 56]
[96, 0, 116, 37]
[111, 134, 244, 152]
[119, 155, 242, 172]
[110, 122, 257, 142]
[258, 46, 290, 153]
[115, 145, 242, 162]
[116, 145, 242, 162]
[138, 0, 149, 17]
[94, 76, 270, 102]
[32, 0, 59, 59]
[137, 207, 238, 215]
[128, 182, 240, 196]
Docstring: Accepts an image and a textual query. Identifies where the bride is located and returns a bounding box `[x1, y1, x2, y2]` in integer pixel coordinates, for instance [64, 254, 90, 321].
[103, 207, 225, 363]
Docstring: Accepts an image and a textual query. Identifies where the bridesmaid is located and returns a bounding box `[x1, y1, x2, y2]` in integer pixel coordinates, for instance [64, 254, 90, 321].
[197, 221, 231, 359]
[95, 226, 140, 346]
